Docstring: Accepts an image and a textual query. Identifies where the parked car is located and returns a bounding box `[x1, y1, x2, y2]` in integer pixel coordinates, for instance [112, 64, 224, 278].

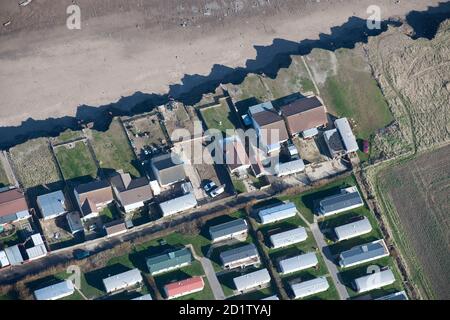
[210, 185, 225, 198]
[73, 249, 91, 260]
[203, 181, 217, 193]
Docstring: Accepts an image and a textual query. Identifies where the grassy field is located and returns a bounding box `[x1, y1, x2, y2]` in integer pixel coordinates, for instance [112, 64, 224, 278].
[200, 99, 241, 135]
[9, 138, 61, 188]
[306, 47, 393, 140]
[375, 145, 450, 299]
[52, 129, 84, 145]
[89, 118, 140, 177]
[54, 141, 98, 181]
[0, 161, 9, 187]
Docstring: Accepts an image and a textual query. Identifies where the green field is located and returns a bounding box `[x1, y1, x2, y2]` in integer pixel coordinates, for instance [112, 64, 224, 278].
[307, 47, 393, 139]
[200, 99, 241, 136]
[89, 118, 140, 177]
[53, 129, 84, 145]
[54, 141, 98, 181]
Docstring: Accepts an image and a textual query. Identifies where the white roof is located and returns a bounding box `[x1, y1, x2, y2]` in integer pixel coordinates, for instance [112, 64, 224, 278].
[34, 280, 74, 300]
[4, 245, 23, 265]
[270, 227, 307, 249]
[258, 202, 297, 225]
[248, 102, 274, 115]
[0, 250, 10, 267]
[31, 233, 44, 246]
[334, 217, 372, 241]
[279, 252, 318, 275]
[261, 295, 279, 300]
[335, 118, 358, 153]
[291, 277, 329, 299]
[233, 268, 271, 292]
[26, 244, 48, 260]
[103, 268, 143, 293]
[131, 293, 153, 300]
[159, 193, 197, 217]
[274, 159, 305, 177]
[302, 127, 319, 138]
[354, 269, 395, 293]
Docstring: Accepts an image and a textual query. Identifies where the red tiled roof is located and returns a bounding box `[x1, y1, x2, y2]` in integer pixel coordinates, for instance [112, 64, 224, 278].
[164, 276, 204, 298]
[0, 189, 28, 218]
[281, 97, 328, 134]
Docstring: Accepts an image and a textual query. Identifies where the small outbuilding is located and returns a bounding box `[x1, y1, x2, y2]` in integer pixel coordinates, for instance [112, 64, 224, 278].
[290, 277, 329, 299]
[354, 268, 395, 293]
[233, 268, 271, 292]
[334, 216, 372, 241]
[159, 193, 197, 217]
[102, 268, 143, 294]
[269, 227, 307, 249]
[258, 202, 297, 225]
[209, 218, 248, 243]
[278, 252, 318, 275]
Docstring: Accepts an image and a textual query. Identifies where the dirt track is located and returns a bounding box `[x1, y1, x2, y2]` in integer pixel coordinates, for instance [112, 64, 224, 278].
[0, 0, 442, 127]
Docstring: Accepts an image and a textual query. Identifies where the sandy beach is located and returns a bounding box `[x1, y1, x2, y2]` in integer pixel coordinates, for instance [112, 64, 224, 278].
[0, 0, 443, 127]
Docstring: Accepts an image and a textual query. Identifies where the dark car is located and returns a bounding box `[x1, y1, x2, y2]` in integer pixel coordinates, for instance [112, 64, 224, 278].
[73, 249, 90, 260]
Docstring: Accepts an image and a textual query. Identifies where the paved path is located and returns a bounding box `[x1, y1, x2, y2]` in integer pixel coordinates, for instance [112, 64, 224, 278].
[309, 223, 350, 300]
[186, 244, 225, 300]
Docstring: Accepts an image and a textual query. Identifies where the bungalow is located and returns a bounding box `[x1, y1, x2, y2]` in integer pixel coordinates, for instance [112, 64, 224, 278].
[209, 218, 248, 243]
[233, 268, 271, 292]
[164, 276, 205, 299]
[290, 277, 329, 299]
[104, 219, 127, 237]
[258, 202, 297, 225]
[334, 216, 372, 241]
[146, 247, 193, 275]
[74, 180, 114, 220]
[248, 102, 289, 154]
[102, 268, 143, 294]
[339, 239, 389, 268]
[0, 188, 31, 226]
[220, 243, 260, 270]
[34, 280, 75, 300]
[317, 186, 364, 217]
[111, 172, 153, 212]
[4, 245, 23, 265]
[26, 233, 47, 261]
[269, 227, 308, 249]
[151, 153, 186, 187]
[354, 268, 395, 293]
[280, 96, 328, 137]
[159, 192, 197, 217]
[36, 190, 68, 220]
[334, 118, 358, 153]
[278, 252, 318, 275]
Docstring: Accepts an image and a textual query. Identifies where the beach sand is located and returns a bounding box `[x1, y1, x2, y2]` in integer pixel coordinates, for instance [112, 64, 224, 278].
[0, 0, 441, 127]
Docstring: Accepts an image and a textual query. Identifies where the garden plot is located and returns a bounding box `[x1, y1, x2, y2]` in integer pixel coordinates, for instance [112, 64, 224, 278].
[54, 141, 98, 181]
[9, 138, 61, 188]
[88, 118, 140, 178]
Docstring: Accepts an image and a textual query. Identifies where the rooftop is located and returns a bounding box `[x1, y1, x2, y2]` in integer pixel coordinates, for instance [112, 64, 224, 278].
[209, 218, 248, 240]
[0, 188, 28, 218]
[146, 247, 192, 274]
[37, 190, 66, 218]
[220, 243, 259, 265]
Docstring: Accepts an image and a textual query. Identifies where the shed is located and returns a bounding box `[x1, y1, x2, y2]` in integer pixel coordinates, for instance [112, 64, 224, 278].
[66, 211, 84, 234]
[0, 250, 10, 267]
[354, 269, 395, 293]
[323, 129, 346, 158]
[146, 248, 192, 275]
[233, 268, 271, 292]
[334, 118, 358, 153]
[318, 186, 363, 216]
[220, 243, 260, 269]
[334, 217, 372, 241]
[159, 193, 197, 217]
[209, 218, 248, 242]
[339, 239, 389, 268]
[36, 190, 67, 220]
[26, 244, 47, 261]
[269, 227, 307, 249]
[278, 252, 318, 275]
[34, 280, 74, 300]
[104, 220, 127, 237]
[290, 277, 329, 299]
[102, 268, 143, 293]
[258, 202, 297, 225]
[4, 245, 23, 265]
[274, 159, 305, 177]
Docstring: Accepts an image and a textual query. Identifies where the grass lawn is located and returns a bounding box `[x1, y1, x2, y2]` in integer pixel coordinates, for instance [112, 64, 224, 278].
[231, 178, 246, 194]
[100, 204, 122, 223]
[0, 161, 10, 187]
[54, 141, 98, 181]
[200, 99, 241, 136]
[89, 118, 140, 177]
[309, 48, 393, 140]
